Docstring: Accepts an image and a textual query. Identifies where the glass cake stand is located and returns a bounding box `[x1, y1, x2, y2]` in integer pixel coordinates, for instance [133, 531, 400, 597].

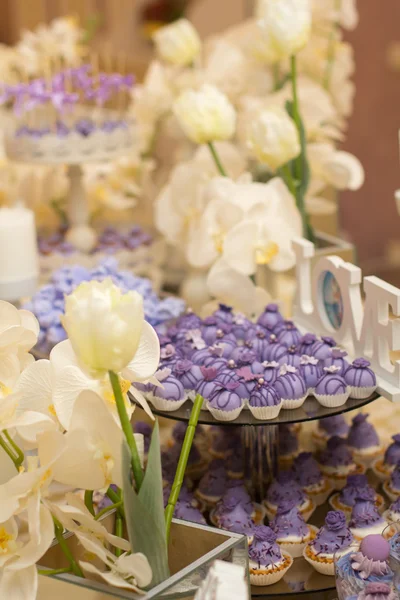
[134, 391, 380, 598]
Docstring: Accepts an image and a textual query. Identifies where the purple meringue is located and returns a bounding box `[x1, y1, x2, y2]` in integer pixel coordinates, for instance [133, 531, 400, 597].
[218, 496, 254, 536]
[266, 471, 305, 507]
[318, 414, 349, 438]
[339, 475, 376, 508]
[319, 436, 354, 468]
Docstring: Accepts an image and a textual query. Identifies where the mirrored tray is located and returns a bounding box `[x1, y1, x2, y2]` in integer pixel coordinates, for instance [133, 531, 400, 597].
[142, 392, 380, 426]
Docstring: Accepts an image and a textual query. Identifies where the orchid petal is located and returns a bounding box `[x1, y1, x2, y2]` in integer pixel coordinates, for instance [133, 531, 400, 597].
[123, 322, 160, 383]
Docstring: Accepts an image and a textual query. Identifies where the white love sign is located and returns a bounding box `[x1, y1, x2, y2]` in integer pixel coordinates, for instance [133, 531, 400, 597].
[292, 238, 400, 402]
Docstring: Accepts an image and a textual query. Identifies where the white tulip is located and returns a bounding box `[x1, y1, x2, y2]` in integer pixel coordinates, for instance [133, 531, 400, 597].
[257, 0, 311, 62]
[173, 84, 236, 144]
[62, 279, 147, 378]
[153, 19, 201, 67]
[247, 107, 300, 170]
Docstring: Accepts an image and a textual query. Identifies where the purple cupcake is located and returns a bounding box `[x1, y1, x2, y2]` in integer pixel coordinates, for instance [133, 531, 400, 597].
[265, 471, 314, 521]
[174, 500, 207, 525]
[196, 459, 228, 505]
[274, 366, 307, 409]
[270, 500, 316, 558]
[304, 510, 353, 575]
[314, 365, 350, 407]
[383, 461, 400, 502]
[218, 496, 255, 539]
[313, 414, 350, 448]
[331, 473, 385, 517]
[324, 348, 349, 376]
[292, 452, 332, 506]
[345, 358, 377, 399]
[347, 413, 382, 467]
[318, 436, 362, 489]
[349, 493, 389, 539]
[256, 303, 284, 332]
[374, 434, 400, 481]
[248, 526, 293, 586]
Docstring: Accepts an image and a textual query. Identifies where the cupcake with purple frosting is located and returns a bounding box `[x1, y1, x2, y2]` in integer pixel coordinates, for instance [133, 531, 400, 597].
[264, 471, 315, 522]
[318, 436, 365, 490]
[373, 435, 400, 481]
[270, 499, 318, 558]
[330, 474, 385, 516]
[249, 380, 283, 420]
[347, 413, 382, 468]
[148, 369, 186, 411]
[384, 496, 400, 523]
[303, 510, 353, 575]
[217, 496, 255, 542]
[349, 493, 390, 540]
[274, 365, 308, 410]
[195, 460, 228, 506]
[383, 462, 400, 503]
[248, 526, 293, 586]
[345, 358, 377, 399]
[313, 414, 350, 448]
[292, 452, 332, 506]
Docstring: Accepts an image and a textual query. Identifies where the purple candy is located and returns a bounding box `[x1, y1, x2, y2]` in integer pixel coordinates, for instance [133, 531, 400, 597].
[299, 356, 321, 390]
[276, 320, 301, 347]
[152, 375, 185, 401]
[262, 334, 288, 362]
[344, 358, 377, 390]
[297, 333, 318, 356]
[249, 383, 282, 408]
[278, 345, 302, 368]
[261, 361, 280, 384]
[274, 367, 307, 401]
[315, 366, 348, 396]
[312, 336, 337, 360]
[212, 303, 234, 326]
[208, 387, 242, 412]
[174, 359, 204, 390]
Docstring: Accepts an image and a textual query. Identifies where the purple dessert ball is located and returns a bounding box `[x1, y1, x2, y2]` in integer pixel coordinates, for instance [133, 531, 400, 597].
[312, 336, 337, 360]
[174, 359, 203, 390]
[299, 356, 321, 390]
[277, 320, 301, 348]
[261, 361, 280, 384]
[208, 386, 243, 412]
[262, 334, 287, 362]
[152, 375, 185, 401]
[344, 358, 377, 390]
[212, 303, 234, 325]
[274, 367, 307, 400]
[278, 345, 302, 368]
[249, 384, 282, 408]
[360, 535, 390, 562]
[257, 303, 284, 332]
[297, 333, 318, 356]
[323, 348, 349, 376]
[315, 366, 348, 396]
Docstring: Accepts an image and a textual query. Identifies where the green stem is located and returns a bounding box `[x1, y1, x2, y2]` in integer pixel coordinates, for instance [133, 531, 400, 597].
[280, 164, 296, 197]
[109, 371, 144, 491]
[95, 501, 123, 521]
[164, 393, 203, 542]
[207, 142, 227, 177]
[4, 431, 24, 467]
[53, 518, 84, 578]
[0, 435, 19, 470]
[84, 490, 95, 516]
[106, 486, 125, 518]
[115, 513, 123, 558]
[38, 567, 72, 576]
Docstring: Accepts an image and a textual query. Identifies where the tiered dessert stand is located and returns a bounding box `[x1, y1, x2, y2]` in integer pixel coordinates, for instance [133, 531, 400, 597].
[135, 238, 400, 599]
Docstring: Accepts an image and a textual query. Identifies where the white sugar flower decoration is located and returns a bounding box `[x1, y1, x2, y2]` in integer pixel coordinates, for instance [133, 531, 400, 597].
[153, 19, 201, 67]
[173, 84, 236, 145]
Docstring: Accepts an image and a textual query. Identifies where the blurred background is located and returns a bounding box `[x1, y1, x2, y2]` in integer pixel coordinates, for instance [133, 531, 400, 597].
[0, 0, 399, 283]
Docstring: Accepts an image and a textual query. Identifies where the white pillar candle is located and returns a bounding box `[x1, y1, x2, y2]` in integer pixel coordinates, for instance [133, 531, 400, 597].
[0, 205, 39, 301]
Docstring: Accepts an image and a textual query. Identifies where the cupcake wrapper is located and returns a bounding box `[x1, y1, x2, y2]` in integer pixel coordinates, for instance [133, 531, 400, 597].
[249, 552, 293, 587]
[383, 480, 400, 503]
[372, 458, 392, 482]
[349, 385, 377, 399]
[186, 389, 197, 402]
[351, 447, 383, 469]
[314, 392, 349, 408]
[149, 395, 186, 412]
[253, 502, 266, 526]
[303, 547, 335, 576]
[279, 525, 318, 558]
[249, 403, 283, 421]
[209, 508, 219, 527]
[227, 470, 244, 480]
[281, 394, 307, 410]
[206, 403, 243, 422]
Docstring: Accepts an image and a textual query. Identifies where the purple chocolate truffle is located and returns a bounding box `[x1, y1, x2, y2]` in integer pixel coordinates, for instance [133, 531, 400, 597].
[274, 366, 307, 401]
[312, 336, 337, 360]
[277, 321, 301, 348]
[212, 303, 234, 326]
[344, 358, 377, 397]
[174, 359, 204, 391]
[347, 413, 380, 451]
[315, 366, 348, 397]
[152, 374, 185, 402]
[262, 334, 288, 362]
[278, 345, 301, 368]
[257, 303, 284, 332]
[261, 361, 280, 384]
[299, 356, 321, 390]
[249, 383, 282, 408]
[297, 333, 318, 356]
[323, 348, 349, 376]
[208, 385, 243, 412]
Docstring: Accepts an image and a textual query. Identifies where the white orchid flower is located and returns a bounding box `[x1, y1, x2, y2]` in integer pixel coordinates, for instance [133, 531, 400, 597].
[0, 300, 39, 359]
[207, 259, 270, 317]
[79, 533, 152, 592]
[0, 505, 54, 600]
[39, 391, 143, 491]
[308, 142, 364, 197]
[0, 392, 56, 448]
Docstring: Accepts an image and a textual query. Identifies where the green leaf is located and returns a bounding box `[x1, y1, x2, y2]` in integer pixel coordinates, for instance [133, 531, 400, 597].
[122, 420, 169, 587]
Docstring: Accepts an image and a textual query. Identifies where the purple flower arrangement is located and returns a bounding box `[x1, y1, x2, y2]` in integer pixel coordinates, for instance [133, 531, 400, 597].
[25, 257, 185, 355]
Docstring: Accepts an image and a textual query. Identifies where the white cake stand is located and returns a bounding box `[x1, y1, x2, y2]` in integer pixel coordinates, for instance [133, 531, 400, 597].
[4, 109, 136, 252]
